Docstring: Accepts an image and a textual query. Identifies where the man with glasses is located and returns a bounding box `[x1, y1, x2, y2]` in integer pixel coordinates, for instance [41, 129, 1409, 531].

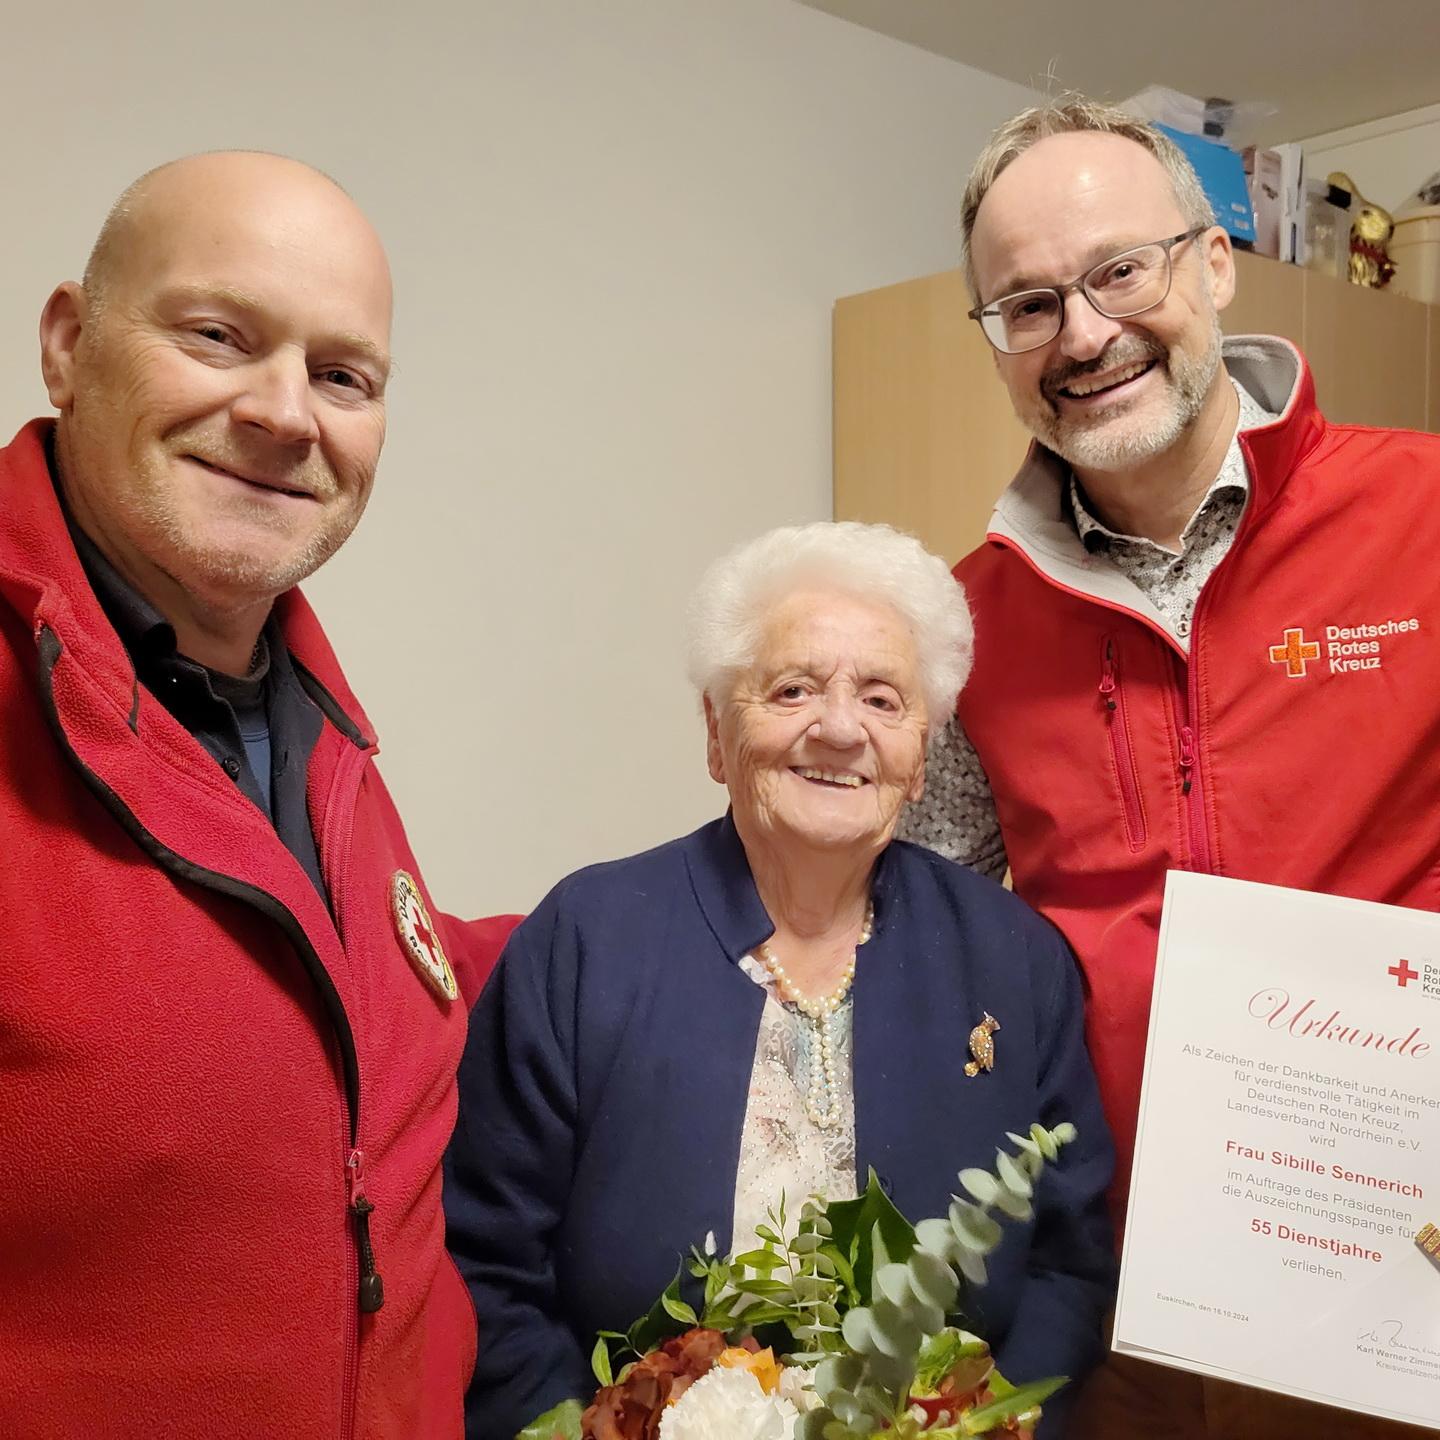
[901, 95, 1439, 1439]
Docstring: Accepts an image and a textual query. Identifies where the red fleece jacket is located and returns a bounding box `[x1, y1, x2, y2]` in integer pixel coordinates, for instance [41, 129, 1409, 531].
[0, 420, 517, 1439]
[956, 340, 1440, 1222]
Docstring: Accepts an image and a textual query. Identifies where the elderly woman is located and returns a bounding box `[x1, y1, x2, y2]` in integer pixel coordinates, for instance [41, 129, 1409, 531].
[446, 522, 1114, 1438]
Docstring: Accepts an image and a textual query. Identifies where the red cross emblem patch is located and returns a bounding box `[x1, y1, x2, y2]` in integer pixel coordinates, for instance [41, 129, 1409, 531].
[390, 870, 458, 1003]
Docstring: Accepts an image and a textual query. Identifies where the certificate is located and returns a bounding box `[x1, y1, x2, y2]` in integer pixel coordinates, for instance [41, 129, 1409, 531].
[1115, 872, 1440, 1430]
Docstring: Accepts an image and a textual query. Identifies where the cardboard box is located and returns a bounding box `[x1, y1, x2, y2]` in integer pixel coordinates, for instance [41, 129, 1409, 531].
[1244, 147, 1283, 258]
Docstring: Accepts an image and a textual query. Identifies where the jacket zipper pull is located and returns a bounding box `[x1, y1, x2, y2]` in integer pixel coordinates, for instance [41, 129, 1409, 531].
[346, 1149, 385, 1314]
[1179, 725, 1196, 796]
[1099, 641, 1117, 712]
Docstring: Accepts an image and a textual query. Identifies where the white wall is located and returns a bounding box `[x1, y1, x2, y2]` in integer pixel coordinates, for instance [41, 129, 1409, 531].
[1303, 102, 1440, 213]
[0, 0, 1034, 915]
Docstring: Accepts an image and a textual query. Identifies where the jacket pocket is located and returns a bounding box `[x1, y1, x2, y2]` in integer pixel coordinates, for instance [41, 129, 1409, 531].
[1099, 636, 1148, 852]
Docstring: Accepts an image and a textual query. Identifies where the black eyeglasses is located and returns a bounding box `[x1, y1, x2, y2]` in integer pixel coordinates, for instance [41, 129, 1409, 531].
[969, 226, 1210, 354]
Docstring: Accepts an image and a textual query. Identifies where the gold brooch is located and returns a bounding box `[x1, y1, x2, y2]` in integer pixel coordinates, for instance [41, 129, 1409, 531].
[964, 1012, 1000, 1077]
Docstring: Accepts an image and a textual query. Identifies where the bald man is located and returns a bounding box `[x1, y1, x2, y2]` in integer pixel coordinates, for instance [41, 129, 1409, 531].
[0, 154, 514, 1438]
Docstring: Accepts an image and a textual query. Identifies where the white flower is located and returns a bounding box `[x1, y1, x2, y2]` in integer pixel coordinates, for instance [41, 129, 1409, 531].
[658, 1365, 802, 1440]
[776, 1367, 820, 1413]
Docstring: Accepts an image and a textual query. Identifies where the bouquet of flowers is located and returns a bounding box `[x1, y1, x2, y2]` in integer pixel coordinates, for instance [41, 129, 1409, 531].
[520, 1121, 1078, 1440]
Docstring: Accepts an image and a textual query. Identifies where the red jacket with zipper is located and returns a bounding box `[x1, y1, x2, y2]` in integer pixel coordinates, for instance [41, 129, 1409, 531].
[956, 339, 1440, 1220]
[0, 420, 516, 1439]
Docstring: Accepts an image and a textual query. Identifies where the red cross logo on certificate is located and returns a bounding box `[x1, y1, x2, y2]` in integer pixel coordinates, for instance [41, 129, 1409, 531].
[1389, 958, 1420, 988]
[1268, 627, 1320, 678]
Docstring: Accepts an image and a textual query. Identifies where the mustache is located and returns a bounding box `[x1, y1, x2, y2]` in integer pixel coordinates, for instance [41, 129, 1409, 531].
[1041, 336, 1168, 403]
[171, 428, 337, 498]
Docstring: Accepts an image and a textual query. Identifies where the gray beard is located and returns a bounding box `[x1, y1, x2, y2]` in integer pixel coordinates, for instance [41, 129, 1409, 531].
[1030, 314, 1224, 472]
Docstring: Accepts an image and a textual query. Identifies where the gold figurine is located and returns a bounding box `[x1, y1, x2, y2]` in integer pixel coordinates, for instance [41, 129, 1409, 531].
[1329, 172, 1396, 289]
[964, 1012, 1000, 1077]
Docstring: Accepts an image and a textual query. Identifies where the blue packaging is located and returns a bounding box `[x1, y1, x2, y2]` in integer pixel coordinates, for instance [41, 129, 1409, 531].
[1155, 123, 1256, 246]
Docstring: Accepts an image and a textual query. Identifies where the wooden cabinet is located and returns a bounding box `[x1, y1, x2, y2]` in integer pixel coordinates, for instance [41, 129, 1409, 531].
[833, 250, 1440, 562]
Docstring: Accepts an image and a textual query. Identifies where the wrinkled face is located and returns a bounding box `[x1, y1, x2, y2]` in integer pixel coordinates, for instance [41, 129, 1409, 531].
[969, 132, 1233, 472]
[706, 588, 928, 856]
[46, 161, 392, 609]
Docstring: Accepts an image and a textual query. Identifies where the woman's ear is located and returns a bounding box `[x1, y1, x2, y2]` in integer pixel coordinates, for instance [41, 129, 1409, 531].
[703, 694, 726, 785]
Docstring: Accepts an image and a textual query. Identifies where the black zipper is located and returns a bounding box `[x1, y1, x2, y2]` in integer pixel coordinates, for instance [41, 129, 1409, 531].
[37, 622, 383, 1312]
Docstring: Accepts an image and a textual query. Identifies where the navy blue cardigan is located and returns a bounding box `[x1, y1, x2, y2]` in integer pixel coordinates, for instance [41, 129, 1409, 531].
[446, 817, 1115, 1438]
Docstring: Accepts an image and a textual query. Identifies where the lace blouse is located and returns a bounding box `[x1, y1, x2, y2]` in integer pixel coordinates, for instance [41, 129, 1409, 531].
[730, 956, 858, 1251]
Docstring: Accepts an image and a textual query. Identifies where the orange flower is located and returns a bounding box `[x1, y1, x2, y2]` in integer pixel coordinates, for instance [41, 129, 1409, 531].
[714, 1346, 782, 1395]
[582, 1329, 739, 1440]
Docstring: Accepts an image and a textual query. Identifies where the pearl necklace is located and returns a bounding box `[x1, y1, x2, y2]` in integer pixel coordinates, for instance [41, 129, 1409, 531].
[758, 903, 874, 1130]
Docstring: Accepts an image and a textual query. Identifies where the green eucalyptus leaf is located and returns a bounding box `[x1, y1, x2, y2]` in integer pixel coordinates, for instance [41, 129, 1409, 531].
[854, 1379, 898, 1419]
[863, 1346, 917, 1400]
[841, 1306, 876, 1353]
[1005, 1131, 1042, 1161]
[990, 1187, 1034, 1223]
[954, 1244, 988, 1286]
[815, 1353, 865, 1397]
[995, 1151, 1033, 1200]
[915, 1216, 956, 1259]
[906, 1246, 960, 1311]
[910, 1294, 947, 1338]
[790, 1231, 824, 1254]
[948, 1199, 1004, 1253]
[867, 1297, 922, 1360]
[515, 1398, 584, 1440]
[958, 1168, 1000, 1205]
[875, 1261, 913, 1307]
[1030, 1123, 1058, 1161]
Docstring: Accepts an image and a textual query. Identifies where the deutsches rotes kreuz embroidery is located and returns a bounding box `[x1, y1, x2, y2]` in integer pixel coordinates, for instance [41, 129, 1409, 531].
[1268, 617, 1421, 678]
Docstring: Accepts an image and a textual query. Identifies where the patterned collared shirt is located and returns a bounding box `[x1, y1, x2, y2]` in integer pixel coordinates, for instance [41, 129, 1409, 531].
[1068, 377, 1275, 639]
[897, 376, 1279, 877]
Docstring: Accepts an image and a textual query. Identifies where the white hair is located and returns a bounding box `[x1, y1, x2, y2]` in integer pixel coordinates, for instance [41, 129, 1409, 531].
[685, 521, 973, 722]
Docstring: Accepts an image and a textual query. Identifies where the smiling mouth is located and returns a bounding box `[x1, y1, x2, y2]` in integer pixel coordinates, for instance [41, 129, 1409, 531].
[187, 455, 314, 499]
[1056, 358, 1158, 402]
[792, 766, 868, 788]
